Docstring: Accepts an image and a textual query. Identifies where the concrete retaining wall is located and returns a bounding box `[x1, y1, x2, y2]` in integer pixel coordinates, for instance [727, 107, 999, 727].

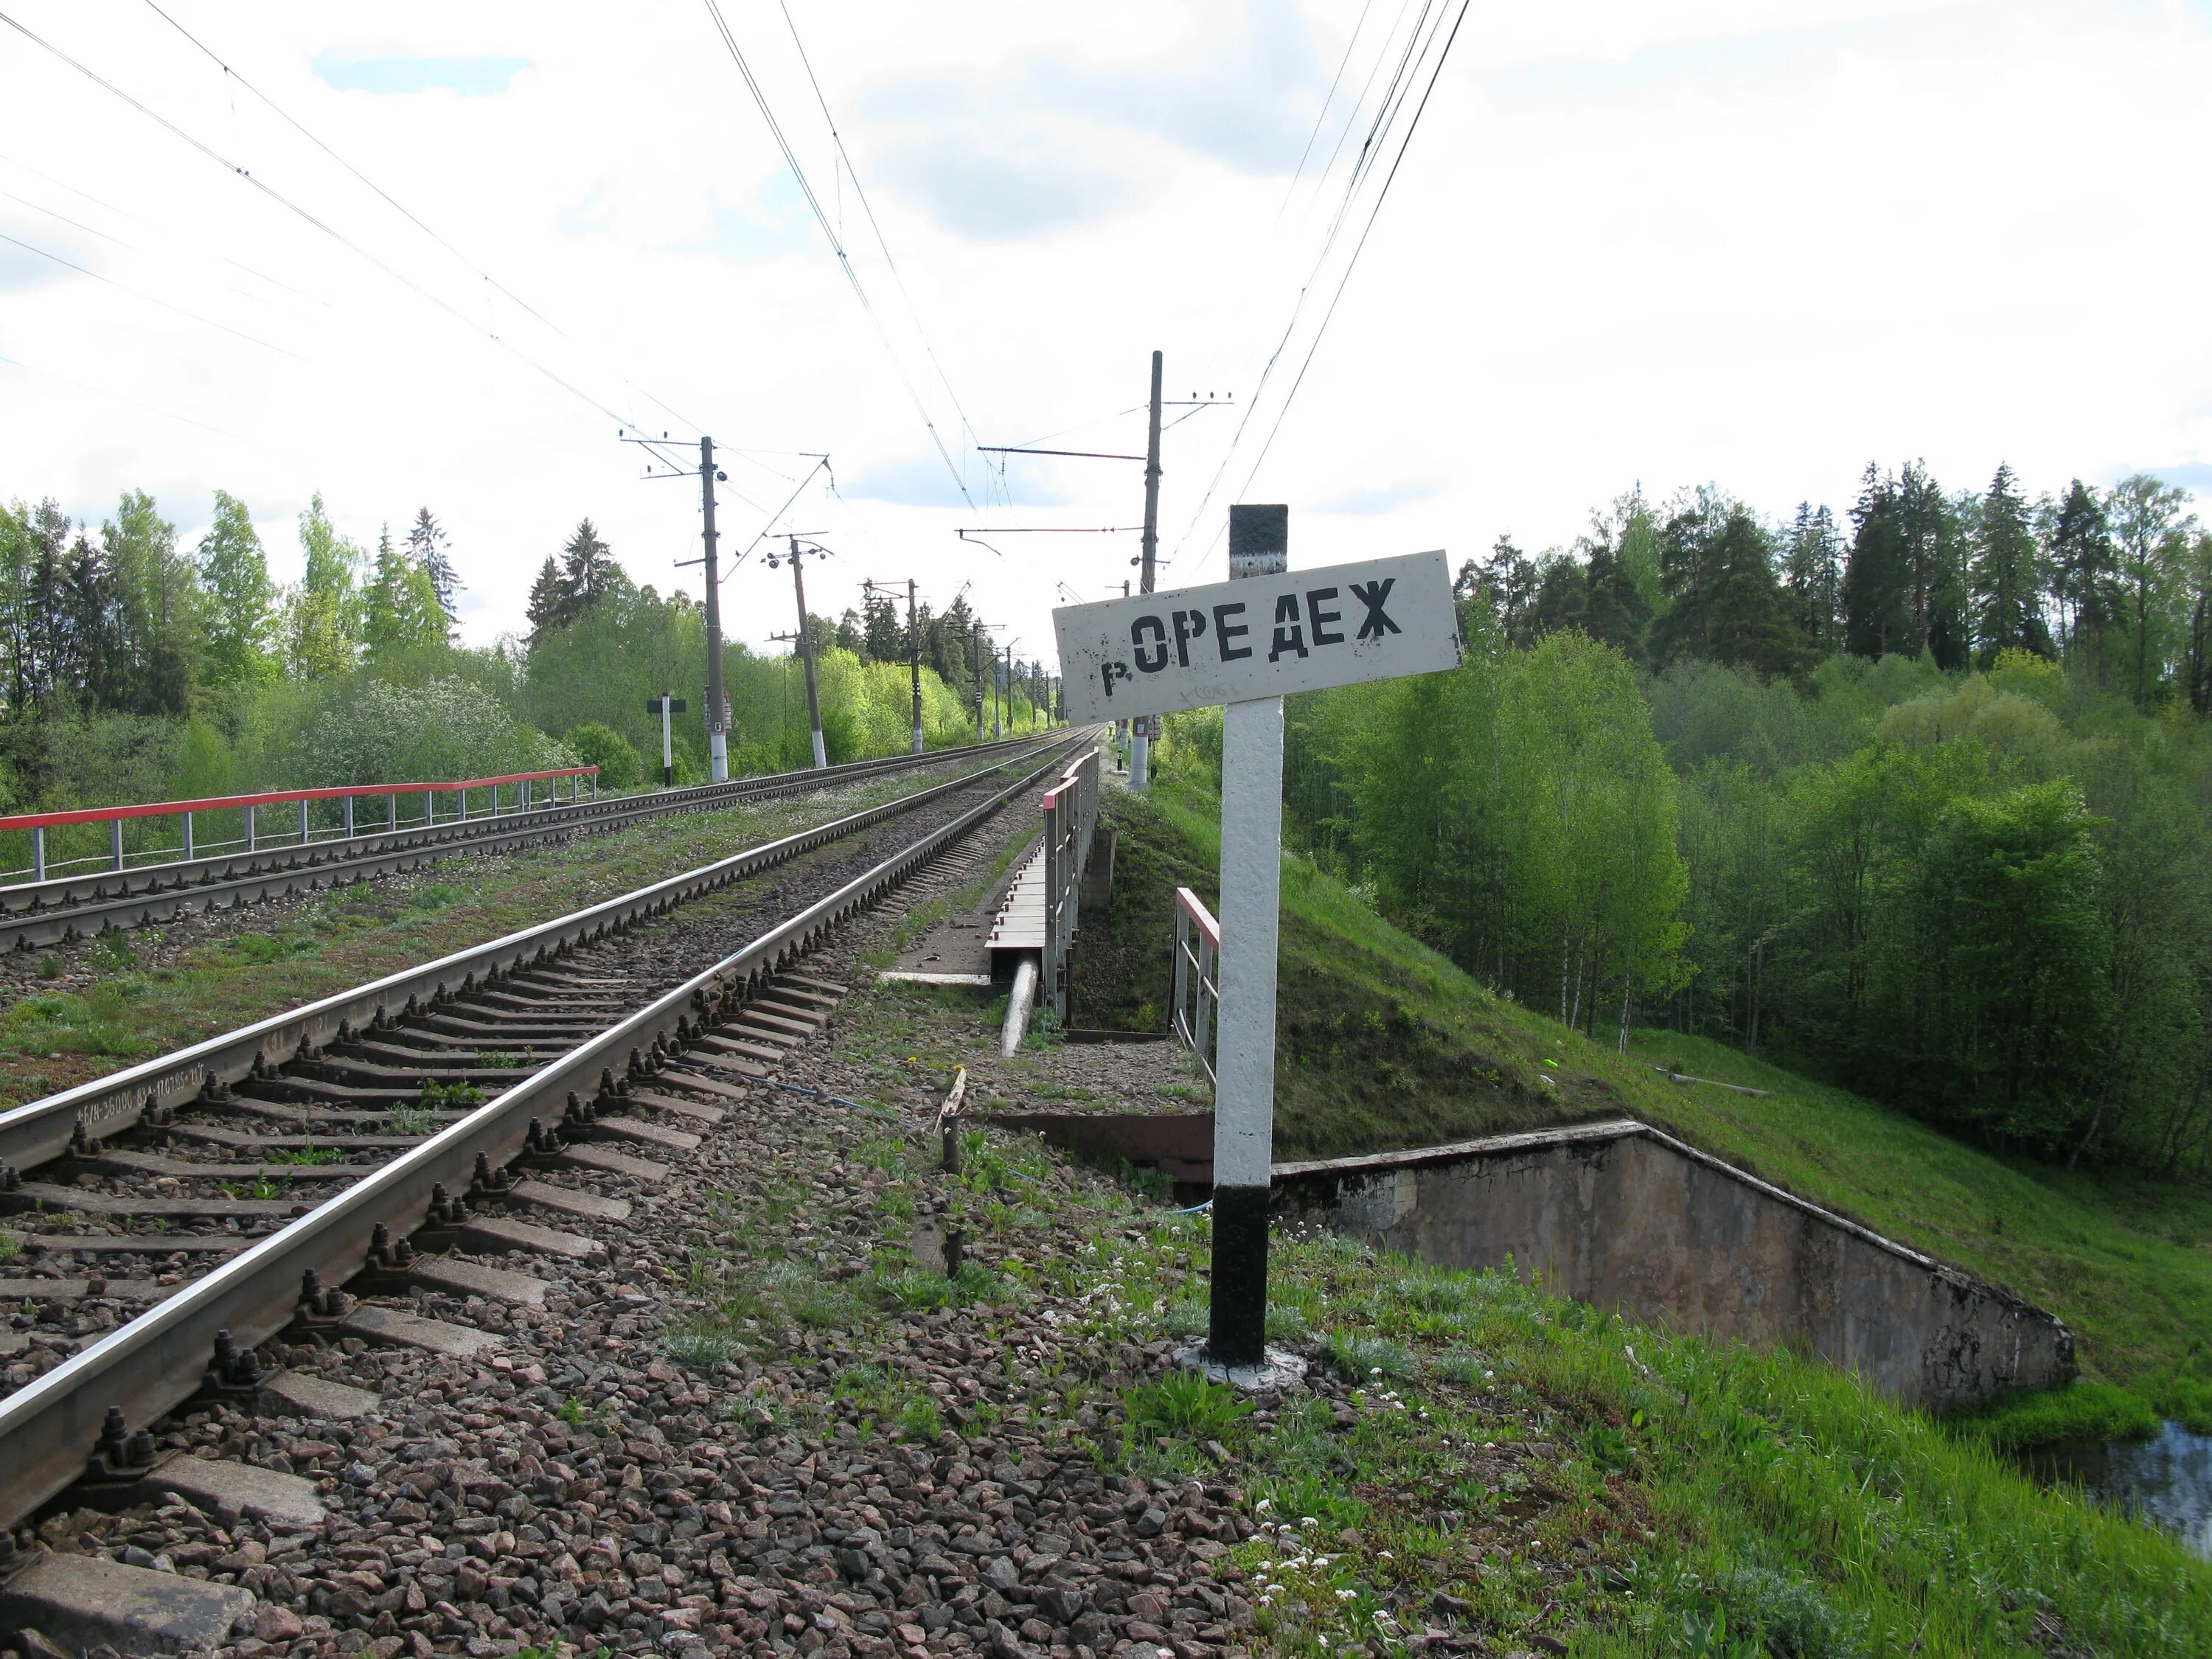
[1273, 1119, 2074, 1408]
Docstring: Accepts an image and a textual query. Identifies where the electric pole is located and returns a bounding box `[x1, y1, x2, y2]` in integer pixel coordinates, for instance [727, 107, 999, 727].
[700, 438, 730, 782]
[869, 577, 929, 755]
[908, 579, 924, 753]
[1129, 349, 1164, 791]
[973, 622, 987, 740]
[771, 538, 828, 768]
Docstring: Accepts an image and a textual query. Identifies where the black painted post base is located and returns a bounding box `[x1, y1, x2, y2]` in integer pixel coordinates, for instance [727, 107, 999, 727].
[1206, 1183, 1271, 1368]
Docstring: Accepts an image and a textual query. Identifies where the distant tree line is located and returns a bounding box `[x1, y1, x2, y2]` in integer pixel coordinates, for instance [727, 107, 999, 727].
[0, 491, 1053, 835]
[1474, 466, 2210, 712]
[1165, 462, 2212, 1178]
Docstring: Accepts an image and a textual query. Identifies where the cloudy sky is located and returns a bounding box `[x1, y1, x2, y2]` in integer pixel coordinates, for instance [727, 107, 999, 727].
[1, 0, 2207, 661]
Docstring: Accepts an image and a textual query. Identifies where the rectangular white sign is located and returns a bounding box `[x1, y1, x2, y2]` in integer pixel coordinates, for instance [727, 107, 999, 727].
[1054, 549, 1462, 722]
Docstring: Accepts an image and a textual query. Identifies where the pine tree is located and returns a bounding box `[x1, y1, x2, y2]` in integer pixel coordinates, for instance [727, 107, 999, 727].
[861, 588, 902, 662]
[1969, 463, 2052, 663]
[1705, 504, 1805, 677]
[1899, 462, 1969, 667]
[1579, 540, 1651, 662]
[1843, 463, 1910, 658]
[405, 507, 462, 627]
[2047, 480, 2118, 678]
[525, 557, 567, 643]
[1478, 535, 1537, 647]
[1781, 502, 1843, 654]
[559, 518, 617, 613]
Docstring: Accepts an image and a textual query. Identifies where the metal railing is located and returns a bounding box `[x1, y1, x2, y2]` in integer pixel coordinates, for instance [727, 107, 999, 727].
[1171, 885, 1220, 1083]
[0, 766, 601, 883]
[1037, 746, 1102, 1019]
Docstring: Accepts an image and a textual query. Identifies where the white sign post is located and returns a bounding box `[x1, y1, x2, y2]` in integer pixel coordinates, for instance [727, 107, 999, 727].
[1055, 511, 1460, 1374]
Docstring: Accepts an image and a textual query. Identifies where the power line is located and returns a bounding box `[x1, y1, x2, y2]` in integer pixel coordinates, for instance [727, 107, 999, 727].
[0, 147, 330, 306]
[140, 1, 721, 449]
[698, 0, 981, 518]
[0, 347, 243, 439]
[773, 0, 995, 502]
[0, 7, 661, 434]
[0, 227, 300, 356]
[1171, 0, 1460, 566]
[136, 0, 570, 341]
[1273, 0, 1382, 221]
[1217, 0, 1473, 524]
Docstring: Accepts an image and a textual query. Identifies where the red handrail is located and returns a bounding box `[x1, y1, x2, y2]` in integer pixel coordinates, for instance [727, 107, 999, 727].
[0, 766, 600, 832]
[1176, 885, 1221, 948]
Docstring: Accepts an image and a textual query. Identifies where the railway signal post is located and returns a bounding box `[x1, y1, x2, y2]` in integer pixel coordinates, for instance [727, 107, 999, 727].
[645, 693, 687, 787]
[1054, 509, 1461, 1377]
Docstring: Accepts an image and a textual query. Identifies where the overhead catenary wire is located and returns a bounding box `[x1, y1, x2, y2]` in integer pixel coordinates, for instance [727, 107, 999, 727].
[0, 227, 300, 356]
[1170, 0, 1464, 570]
[0, 348, 243, 439]
[698, 0, 983, 519]
[136, 0, 570, 341]
[1273, 0, 1382, 221]
[772, 0, 998, 507]
[1212, 0, 1472, 531]
[0, 7, 669, 437]
[140, 0, 718, 451]
[0, 147, 330, 306]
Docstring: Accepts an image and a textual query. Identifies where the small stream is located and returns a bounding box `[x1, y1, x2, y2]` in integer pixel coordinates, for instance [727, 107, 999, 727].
[2020, 1421, 2212, 1559]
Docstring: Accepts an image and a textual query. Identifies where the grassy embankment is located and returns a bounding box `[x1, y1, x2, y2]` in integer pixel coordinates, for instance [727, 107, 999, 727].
[0, 768, 981, 1112]
[681, 976, 2212, 1658]
[1078, 785, 2212, 1441]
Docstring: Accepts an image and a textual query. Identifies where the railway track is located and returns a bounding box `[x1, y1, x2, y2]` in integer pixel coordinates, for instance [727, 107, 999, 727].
[0, 733, 1056, 954]
[0, 732, 1089, 1557]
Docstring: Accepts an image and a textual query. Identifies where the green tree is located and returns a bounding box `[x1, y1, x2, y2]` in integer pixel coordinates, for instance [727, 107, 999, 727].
[1969, 462, 2051, 664]
[1651, 493, 1802, 675]
[1781, 502, 1843, 655]
[2180, 529, 2212, 717]
[2106, 473, 2194, 712]
[560, 518, 618, 613]
[194, 490, 278, 689]
[1921, 782, 2110, 1145]
[100, 490, 201, 715]
[362, 524, 448, 666]
[2045, 480, 2118, 679]
[288, 493, 364, 681]
[524, 557, 567, 644]
[405, 507, 461, 628]
[1843, 464, 1911, 658]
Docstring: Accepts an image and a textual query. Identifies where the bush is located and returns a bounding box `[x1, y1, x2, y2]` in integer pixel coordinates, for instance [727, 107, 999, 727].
[292, 675, 575, 787]
[565, 721, 643, 790]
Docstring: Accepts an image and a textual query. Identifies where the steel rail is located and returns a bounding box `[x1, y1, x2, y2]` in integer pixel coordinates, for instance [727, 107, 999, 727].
[0, 735, 1070, 1173]
[0, 732, 1057, 950]
[0, 737, 1085, 1531]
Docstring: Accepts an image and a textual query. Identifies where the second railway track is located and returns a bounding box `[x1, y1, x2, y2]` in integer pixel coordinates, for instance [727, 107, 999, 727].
[0, 733, 1057, 954]
[0, 731, 1092, 1541]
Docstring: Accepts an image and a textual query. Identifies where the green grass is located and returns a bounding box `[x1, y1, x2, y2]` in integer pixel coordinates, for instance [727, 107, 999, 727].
[1089, 781, 2212, 1433]
[1251, 1234, 2212, 1658]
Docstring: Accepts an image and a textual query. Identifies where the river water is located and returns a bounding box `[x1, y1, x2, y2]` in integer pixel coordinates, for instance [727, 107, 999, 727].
[2021, 1420, 2212, 1559]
